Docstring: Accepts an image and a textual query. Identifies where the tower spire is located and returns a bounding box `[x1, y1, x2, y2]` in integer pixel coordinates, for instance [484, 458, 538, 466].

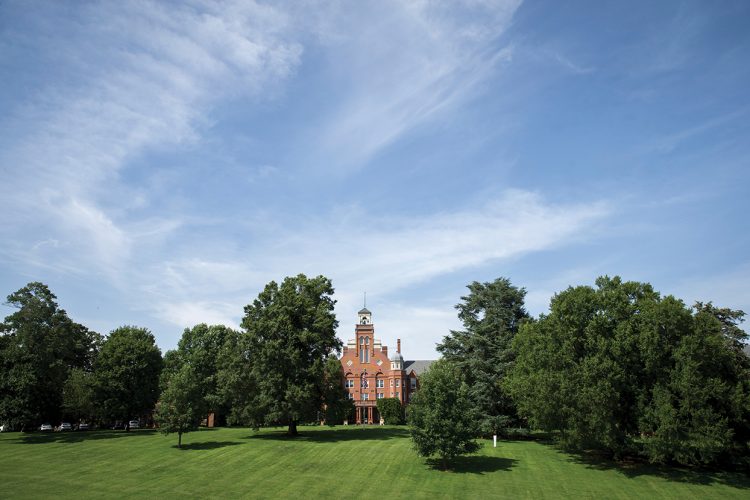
[364, 291, 367, 308]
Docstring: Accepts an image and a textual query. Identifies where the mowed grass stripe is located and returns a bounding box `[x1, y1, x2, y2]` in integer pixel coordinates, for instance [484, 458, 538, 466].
[1, 426, 748, 499]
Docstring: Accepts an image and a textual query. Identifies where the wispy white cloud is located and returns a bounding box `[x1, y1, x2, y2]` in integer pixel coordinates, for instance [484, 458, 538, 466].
[135, 189, 610, 353]
[0, 1, 621, 357]
[0, 0, 303, 276]
[643, 109, 748, 154]
[314, 0, 522, 169]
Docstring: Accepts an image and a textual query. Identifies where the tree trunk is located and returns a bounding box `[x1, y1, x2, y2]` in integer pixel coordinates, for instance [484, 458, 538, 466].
[442, 456, 448, 471]
[288, 420, 298, 436]
[178, 432, 182, 448]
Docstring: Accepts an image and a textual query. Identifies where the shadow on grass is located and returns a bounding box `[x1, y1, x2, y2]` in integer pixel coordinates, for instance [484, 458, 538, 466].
[425, 456, 518, 474]
[562, 448, 750, 490]
[14, 429, 158, 444]
[246, 426, 410, 443]
[175, 441, 243, 451]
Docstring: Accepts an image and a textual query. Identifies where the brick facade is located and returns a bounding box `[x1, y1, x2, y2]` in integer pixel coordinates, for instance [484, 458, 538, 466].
[339, 307, 432, 424]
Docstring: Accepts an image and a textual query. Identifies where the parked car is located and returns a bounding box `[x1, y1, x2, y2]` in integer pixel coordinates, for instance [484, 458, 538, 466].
[111, 421, 124, 430]
[40, 423, 53, 432]
[59, 422, 72, 431]
[77, 423, 89, 431]
[128, 420, 140, 429]
[0, 424, 6, 432]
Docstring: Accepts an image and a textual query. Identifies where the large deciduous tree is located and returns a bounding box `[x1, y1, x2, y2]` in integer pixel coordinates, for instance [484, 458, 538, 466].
[507, 276, 750, 465]
[236, 274, 341, 435]
[94, 326, 162, 426]
[162, 324, 239, 425]
[408, 360, 480, 470]
[0, 282, 99, 429]
[437, 278, 529, 435]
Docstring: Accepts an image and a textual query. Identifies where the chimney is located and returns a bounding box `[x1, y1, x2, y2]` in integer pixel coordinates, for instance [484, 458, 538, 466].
[397, 338, 401, 353]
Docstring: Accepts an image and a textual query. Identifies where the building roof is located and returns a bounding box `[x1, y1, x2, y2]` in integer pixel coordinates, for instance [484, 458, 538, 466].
[358, 307, 371, 315]
[403, 360, 435, 376]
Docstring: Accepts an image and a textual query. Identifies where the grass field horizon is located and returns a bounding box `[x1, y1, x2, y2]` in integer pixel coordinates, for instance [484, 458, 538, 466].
[1, 425, 748, 498]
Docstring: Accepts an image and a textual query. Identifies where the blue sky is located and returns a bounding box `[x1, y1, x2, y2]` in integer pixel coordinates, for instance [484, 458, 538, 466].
[1, 1, 748, 359]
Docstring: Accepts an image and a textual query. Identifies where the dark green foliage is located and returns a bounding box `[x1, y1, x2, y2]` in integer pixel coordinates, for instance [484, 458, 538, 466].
[377, 397, 405, 425]
[640, 304, 750, 465]
[217, 330, 257, 426]
[162, 324, 239, 424]
[507, 276, 750, 465]
[0, 282, 99, 429]
[232, 274, 341, 435]
[155, 364, 204, 448]
[62, 368, 95, 423]
[437, 277, 529, 435]
[322, 355, 354, 425]
[94, 326, 162, 423]
[408, 360, 480, 470]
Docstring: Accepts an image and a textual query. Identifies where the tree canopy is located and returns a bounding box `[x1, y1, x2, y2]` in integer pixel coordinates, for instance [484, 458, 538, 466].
[162, 323, 239, 425]
[408, 359, 480, 470]
[94, 326, 163, 425]
[506, 276, 750, 465]
[437, 277, 529, 435]
[155, 363, 204, 448]
[377, 397, 405, 425]
[0, 282, 99, 429]
[234, 274, 341, 435]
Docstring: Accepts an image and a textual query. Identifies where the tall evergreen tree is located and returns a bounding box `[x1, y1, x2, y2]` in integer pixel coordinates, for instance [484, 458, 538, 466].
[437, 277, 529, 435]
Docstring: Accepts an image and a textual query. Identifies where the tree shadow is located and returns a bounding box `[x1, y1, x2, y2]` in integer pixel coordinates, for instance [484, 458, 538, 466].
[562, 448, 750, 490]
[175, 441, 243, 451]
[14, 429, 158, 444]
[245, 426, 410, 443]
[425, 456, 518, 474]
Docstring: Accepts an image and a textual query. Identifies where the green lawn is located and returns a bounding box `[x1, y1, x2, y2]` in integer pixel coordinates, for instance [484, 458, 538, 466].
[0, 426, 747, 498]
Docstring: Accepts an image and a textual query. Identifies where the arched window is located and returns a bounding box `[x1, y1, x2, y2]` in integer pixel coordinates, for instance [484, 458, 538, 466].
[365, 337, 369, 345]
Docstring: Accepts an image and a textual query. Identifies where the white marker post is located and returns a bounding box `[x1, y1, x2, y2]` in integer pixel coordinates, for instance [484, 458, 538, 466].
[493, 434, 497, 448]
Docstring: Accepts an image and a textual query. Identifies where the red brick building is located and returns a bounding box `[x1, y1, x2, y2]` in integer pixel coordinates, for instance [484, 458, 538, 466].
[340, 307, 434, 424]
